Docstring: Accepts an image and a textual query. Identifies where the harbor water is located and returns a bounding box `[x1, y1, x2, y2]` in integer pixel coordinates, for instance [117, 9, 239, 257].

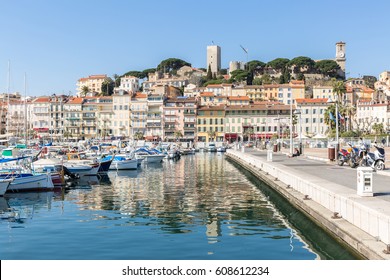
[0, 153, 358, 260]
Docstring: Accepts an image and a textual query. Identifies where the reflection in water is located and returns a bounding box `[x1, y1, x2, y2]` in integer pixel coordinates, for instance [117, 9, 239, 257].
[0, 153, 358, 260]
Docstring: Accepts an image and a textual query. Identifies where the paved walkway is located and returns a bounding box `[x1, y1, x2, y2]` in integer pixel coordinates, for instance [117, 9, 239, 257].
[227, 147, 390, 259]
[252, 147, 390, 200]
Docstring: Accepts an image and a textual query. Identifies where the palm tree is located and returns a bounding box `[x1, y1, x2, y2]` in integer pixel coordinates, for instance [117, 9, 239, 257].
[80, 86, 89, 97]
[134, 131, 144, 140]
[63, 130, 72, 141]
[207, 130, 216, 142]
[243, 128, 254, 142]
[174, 130, 183, 142]
[332, 79, 346, 103]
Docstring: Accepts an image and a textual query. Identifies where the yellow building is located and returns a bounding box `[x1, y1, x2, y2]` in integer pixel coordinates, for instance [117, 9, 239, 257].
[76, 74, 107, 96]
[197, 105, 225, 142]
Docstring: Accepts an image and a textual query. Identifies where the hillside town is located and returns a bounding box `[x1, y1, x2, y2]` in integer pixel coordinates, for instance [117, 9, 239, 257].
[1, 42, 389, 145]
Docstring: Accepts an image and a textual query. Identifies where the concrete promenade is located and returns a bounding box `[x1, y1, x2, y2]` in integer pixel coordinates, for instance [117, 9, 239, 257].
[225, 146, 390, 260]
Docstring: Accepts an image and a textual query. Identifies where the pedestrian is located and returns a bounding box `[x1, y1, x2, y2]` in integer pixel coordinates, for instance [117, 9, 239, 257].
[289, 148, 300, 158]
[382, 137, 386, 146]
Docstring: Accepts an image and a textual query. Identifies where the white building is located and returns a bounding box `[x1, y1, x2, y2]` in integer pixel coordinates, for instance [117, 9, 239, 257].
[296, 98, 329, 136]
[356, 100, 390, 133]
[114, 75, 139, 94]
[112, 92, 131, 137]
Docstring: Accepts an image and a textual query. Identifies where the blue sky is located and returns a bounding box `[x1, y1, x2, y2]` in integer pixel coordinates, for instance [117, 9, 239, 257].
[1, 0, 389, 96]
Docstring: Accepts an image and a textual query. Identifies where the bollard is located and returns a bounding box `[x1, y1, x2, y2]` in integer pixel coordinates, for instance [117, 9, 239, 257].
[267, 150, 273, 162]
[357, 167, 373, 197]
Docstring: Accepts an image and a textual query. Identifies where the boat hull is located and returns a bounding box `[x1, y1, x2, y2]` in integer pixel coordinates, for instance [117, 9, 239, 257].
[6, 173, 55, 192]
[0, 179, 13, 196]
[109, 159, 138, 170]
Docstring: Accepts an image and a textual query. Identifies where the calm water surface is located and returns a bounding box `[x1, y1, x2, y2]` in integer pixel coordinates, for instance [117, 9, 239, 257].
[0, 153, 357, 260]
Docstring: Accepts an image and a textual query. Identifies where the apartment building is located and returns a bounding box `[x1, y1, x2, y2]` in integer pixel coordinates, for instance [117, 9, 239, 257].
[63, 97, 84, 140]
[114, 75, 139, 94]
[162, 96, 197, 142]
[76, 74, 107, 96]
[96, 96, 113, 139]
[197, 105, 225, 142]
[295, 98, 329, 136]
[356, 100, 390, 133]
[224, 103, 290, 142]
[112, 92, 131, 137]
[130, 93, 147, 138]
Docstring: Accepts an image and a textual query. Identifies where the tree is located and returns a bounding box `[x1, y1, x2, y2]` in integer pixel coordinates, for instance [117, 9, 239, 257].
[315, 60, 340, 77]
[134, 131, 144, 140]
[288, 56, 315, 73]
[261, 73, 272, 84]
[207, 130, 216, 142]
[157, 58, 191, 74]
[267, 58, 290, 71]
[174, 130, 183, 141]
[113, 74, 120, 87]
[243, 128, 254, 141]
[207, 64, 213, 80]
[230, 69, 249, 83]
[80, 86, 89, 97]
[121, 70, 145, 79]
[372, 123, 384, 135]
[332, 79, 346, 102]
[101, 78, 115, 96]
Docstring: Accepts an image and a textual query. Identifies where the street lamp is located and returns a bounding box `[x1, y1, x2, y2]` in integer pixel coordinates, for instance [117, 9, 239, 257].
[289, 93, 294, 155]
[327, 97, 339, 157]
[294, 108, 302, 154]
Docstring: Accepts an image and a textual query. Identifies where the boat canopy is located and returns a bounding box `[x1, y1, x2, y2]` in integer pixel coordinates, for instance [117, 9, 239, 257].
[0, 156, 30, 163]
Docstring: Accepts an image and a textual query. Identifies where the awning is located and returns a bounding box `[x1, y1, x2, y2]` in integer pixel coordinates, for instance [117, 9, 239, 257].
[224, 133, 238, 139]
[33, 128, 49, 131]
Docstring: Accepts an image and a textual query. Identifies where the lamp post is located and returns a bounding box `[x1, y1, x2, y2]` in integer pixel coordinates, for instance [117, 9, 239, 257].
[294, 108, 302, 154]
[289, 93, 293, 155]
[327, 97, 339, 157]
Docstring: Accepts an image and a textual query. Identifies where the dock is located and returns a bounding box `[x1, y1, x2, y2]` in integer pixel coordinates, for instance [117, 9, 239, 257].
[226, 146, 390, 260]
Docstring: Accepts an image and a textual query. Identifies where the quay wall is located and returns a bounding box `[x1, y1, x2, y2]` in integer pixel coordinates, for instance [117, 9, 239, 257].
[226, 149, 390, 260]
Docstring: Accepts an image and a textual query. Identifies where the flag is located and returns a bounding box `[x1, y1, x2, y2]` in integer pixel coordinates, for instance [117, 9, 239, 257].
[329, 112, 335, 122]
[338, 113, 345, 123]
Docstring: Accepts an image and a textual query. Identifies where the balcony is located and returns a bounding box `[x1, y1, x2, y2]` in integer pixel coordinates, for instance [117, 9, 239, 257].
[184, 126, 195, 131]
[184, 110, 196, 115]
[164, 126, 175, 131]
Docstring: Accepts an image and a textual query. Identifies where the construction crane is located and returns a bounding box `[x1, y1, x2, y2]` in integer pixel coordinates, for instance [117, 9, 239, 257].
[240, 45, 248, 64]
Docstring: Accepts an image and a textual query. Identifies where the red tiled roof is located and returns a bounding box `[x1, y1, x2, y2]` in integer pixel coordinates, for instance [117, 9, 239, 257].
[228, 96, 250, 101]
[296, 98, 328, 103]
[33, 97, 51, 103]
[67, 97, 84, 104]
[200, 92, 214, 97]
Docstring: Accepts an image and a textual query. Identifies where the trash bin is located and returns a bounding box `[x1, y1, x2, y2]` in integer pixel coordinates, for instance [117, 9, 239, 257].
[273, 144, 278, 152]
[328, 145, 335, 161]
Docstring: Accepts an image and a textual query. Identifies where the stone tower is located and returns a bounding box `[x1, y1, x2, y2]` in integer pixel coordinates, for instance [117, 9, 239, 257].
[207, 45, 221, 75]
[335, 42, 346, 78]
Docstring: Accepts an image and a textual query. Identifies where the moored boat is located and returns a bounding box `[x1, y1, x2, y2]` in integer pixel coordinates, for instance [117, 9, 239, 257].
[0, 178, 13, 196]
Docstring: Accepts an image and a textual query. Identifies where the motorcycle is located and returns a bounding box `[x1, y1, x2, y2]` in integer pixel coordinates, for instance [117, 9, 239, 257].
[345, 143, 359, 168]
[360, 143, 385, 171]
[349, 141, 385, 171]
[337, 147, 352, 166]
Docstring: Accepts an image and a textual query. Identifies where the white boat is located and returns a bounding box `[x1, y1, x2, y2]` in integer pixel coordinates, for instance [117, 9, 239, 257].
[0, 156, 56, 192]
[134, 148, 165, 163]
[217, 146, 226, 152]
[0, 178, 13, 196]
[108, 155, 138, 170]
[63, 162, 100, 176]
[6, 173, 55, 192]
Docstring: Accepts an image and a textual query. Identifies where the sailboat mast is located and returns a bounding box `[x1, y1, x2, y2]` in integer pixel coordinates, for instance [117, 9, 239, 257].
[6, 60, 10, 138]
[24, 73, 27, 146]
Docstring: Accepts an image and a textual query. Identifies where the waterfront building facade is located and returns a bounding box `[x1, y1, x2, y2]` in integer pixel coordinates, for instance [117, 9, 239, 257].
[63, 97, 84, 140]
[112, 93, 131, 138]
[96, 96, 113, 139]
[162, 96, 197, 142]
[76, 74, 107, 96]
[355, 100, 390, 133]
[295, 98, 328, 136]
[114, 75, 140, 94]
[130, 93, 148, 138]
[197, 105, 225, 142]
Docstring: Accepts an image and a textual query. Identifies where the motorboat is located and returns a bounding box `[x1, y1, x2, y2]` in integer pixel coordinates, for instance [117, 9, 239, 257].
[107, 155, 138, 170]
[134, 148, 166, 163]
[0, 178, 13, 196]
